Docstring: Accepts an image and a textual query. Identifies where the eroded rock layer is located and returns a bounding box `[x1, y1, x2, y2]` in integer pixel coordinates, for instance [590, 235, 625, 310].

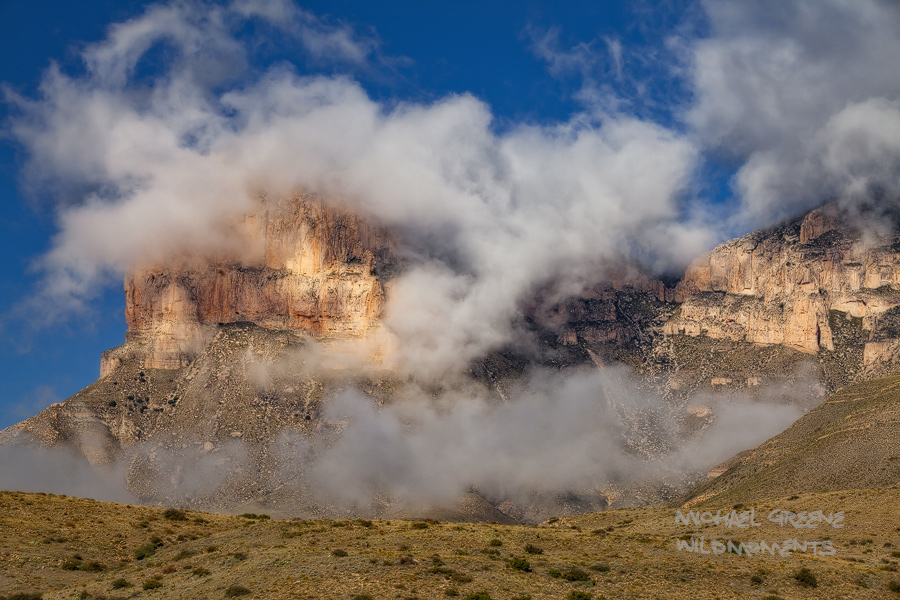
[665, 206, 900, 359]
[118, 196, 395, 371]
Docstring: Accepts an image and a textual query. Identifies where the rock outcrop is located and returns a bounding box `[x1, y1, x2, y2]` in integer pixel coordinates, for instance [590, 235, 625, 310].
[665, 206, 900, 354]
[118, 196, 395, 371]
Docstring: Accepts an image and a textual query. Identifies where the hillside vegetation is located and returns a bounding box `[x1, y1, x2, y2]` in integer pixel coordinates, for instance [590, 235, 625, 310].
[2, 488, 900, 599]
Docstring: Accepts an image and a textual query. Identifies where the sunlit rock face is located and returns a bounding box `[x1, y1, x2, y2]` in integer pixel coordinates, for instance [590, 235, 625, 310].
[118, 195, 395, 371]
[665, 205, 900, 354]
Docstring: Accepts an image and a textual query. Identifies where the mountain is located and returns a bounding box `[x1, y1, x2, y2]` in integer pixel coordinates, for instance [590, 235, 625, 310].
[5, 197, 900, 518]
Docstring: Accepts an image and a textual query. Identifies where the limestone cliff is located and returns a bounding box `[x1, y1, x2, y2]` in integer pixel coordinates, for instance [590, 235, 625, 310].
[664, 206, 900, 357]
[113, 195, 395, 372]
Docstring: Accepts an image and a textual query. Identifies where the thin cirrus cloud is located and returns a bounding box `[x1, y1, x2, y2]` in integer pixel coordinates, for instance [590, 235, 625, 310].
[4, 0, 900, 377]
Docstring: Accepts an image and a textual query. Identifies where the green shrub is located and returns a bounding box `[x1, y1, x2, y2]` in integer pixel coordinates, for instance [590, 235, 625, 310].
[560, 567, 591, 581]
[4, 594, 45, 600]
[444, 589, 459, 597]
[142, 579, 163, 590]
[567, 592, 591, 600]
[411, 522, 429, 529]
[351, 595, 375, 600]
[462, 593, 492, 600]
[111, 578, 133, 589]
[589, 563, 610, 573]
[524, 543, 543, 554]
[888, 580, 900, 593]
[793, 567, 818, 588]
[163, 508, 187, 521]
[60, 557, 105, 572]
[174, 549, 197, 561]
[224, 586, 251, 598]
[134, 543, 158, 561]
[507, 557, 531, 572]
[488, 538, 502, 547]
[332, 549, 348, 557]
[192, 567, 211, 577]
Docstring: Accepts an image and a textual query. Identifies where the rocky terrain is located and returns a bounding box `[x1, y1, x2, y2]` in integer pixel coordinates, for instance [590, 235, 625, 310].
[6, 197, 900, 518]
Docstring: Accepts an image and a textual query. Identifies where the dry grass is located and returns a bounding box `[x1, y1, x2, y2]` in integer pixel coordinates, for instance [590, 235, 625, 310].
[1, 488, 900, 598]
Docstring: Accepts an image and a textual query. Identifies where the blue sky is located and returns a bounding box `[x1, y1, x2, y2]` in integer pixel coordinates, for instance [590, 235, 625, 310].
[1, 0, 899, 427]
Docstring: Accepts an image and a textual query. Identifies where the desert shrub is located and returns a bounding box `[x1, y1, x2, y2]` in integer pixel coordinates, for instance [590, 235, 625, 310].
[411, 522, 429, 529]
[557, 567, 590, 582]
[793, 567, 818, 588]
[511, 596, 531, 600]
[206, 545, 219, 553]
[507, 557, 531, 572]
[134, 543, 158, 561]
[61, 557, 104, 572]
[351, 595, 374, 600]
[174, 549, 197, 561]
[567, 592, 591, 600]
[589, 563, 610, 573]
[193, 567, 211, 576]
[444, 589, 459, 597]
[239, 513, 269, 520]
[163, 508, 187, 521]
[111, 578, 133, 589]
[887, 580, 900, 593]
[4, 594, 45, 600]
[356, 519, 374, 528]
[750, 574, 764, 585]
[462, 593, 492, 600]
[488, 538, 502, 547]
[524, 543, 543, 554]
[224, 586, 251, 598]
[230, 552, 248, 561]
[332, 549, 348, 557]
[142, 579, 162, 590]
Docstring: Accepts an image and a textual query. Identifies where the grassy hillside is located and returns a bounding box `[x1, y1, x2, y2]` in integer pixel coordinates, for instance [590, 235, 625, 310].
[2, 488, 900, 599]
[681, 374, 900, 507]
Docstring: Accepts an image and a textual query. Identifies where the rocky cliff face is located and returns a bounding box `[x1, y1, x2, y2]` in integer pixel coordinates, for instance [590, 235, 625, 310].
[664, 206, 900, 360]
[114, 196, 395, 372]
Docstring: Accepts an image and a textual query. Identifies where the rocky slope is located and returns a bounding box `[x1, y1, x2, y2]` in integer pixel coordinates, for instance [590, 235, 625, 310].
[679, 373, 900, 507]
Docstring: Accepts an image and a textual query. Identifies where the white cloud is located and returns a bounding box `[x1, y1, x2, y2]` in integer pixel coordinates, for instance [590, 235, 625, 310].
[9, 2, 698, 376]
[689, 0, 900, 229]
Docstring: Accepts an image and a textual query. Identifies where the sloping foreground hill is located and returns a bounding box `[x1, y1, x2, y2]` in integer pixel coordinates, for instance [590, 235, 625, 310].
[1, 489, 900, 599]
[681, 374, 900, 507]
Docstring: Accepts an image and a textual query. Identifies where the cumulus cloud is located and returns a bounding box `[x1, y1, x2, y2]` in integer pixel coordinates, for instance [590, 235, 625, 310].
[689, 0, 900, 230]
[6, 0, 700, 376]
